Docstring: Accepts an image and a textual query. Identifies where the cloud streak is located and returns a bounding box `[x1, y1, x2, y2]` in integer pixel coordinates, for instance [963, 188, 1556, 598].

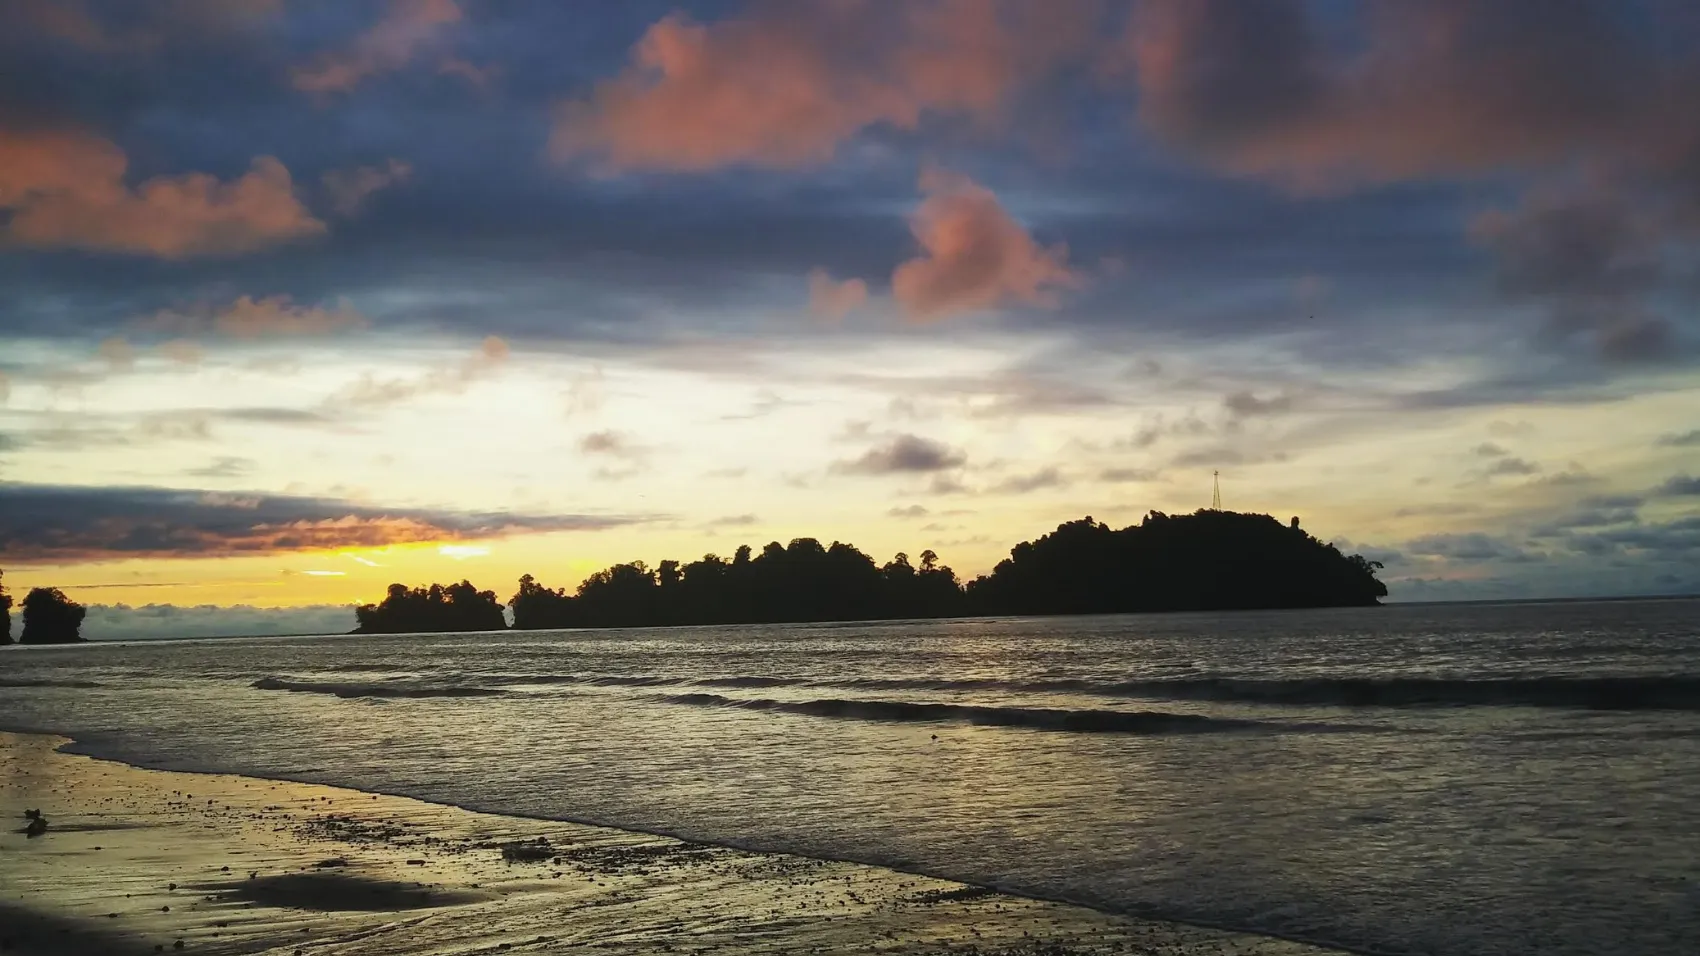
[0, 482, 649, 564]
[292, 0, 463, 94]
[145, 295, 367, 338]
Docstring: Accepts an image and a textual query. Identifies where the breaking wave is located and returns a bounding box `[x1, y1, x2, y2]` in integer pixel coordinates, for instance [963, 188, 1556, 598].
[250, 677, 505, 699]
[492, 673, 1700, 711]
[648, 693, 1275, 735]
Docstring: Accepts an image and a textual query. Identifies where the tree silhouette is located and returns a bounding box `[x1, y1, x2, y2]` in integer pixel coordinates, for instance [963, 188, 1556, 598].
[965, 510, 1387, 614]
[20, 587, 87, 644]
[0, 570, 12, 646]
[377, 509, 1387, 634]
[353, 579, 507, 633]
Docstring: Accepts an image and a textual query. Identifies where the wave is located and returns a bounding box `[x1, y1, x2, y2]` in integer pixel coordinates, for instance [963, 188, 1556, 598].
[250, 678, 505, 699]
[511, 673, 1700, 710]
[0, 678, 106, 689]
[1073, 676, 1700, 711]
[649, 693, 1273, 735]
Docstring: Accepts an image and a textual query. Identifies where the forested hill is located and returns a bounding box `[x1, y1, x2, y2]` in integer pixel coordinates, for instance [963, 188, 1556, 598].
[965, 510, 1388, 615]
[352, 510, 1387, 633]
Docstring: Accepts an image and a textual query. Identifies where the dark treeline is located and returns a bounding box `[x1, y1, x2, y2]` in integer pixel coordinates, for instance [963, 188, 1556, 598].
[353, 510, 1387, 634]
[354, 581, 507, 634]
[0, 571, 88, 645]
[511, 541, 964, 629]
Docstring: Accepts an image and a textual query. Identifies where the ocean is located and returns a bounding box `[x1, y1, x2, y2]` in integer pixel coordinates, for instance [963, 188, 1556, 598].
[2, 598, 1697, 955]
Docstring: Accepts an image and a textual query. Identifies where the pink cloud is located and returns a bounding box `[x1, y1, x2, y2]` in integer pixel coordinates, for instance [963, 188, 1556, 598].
[890, 169, 1079, 321]
[0, 128, 324, 257]
[807, 269, 869, 320]
[293, 0, 463, 94]
[1119, 0, 1689, 189]
[552, 0, 1094, 171]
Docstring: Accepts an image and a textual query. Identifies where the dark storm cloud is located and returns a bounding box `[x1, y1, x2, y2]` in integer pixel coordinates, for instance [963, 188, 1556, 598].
[0, 482, 651, 563]
[1658, 475, 1700, 496]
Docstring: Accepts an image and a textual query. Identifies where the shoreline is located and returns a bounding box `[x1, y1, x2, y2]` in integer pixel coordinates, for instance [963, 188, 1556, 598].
[0, 729, 1351, 956]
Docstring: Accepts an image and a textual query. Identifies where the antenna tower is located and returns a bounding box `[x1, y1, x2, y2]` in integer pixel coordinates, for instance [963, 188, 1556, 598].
[1211, 470, 1222, 511]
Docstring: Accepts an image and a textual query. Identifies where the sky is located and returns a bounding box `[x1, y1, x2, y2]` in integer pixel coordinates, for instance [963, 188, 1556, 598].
[2, 0, 1698, 638]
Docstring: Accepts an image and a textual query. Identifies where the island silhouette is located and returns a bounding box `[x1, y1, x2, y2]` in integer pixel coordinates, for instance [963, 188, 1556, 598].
[354, 510, 1387, 634]
[0, 577, 88, 645]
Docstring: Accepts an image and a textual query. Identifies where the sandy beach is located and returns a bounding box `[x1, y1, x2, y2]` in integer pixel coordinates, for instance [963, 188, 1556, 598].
[0, 730, 1347, 956]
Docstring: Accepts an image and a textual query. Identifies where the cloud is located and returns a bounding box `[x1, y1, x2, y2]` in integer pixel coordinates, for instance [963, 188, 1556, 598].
[8, 0, 284, 53]
[807, 268, 868, 320]
[333, 335, 509, 406]
[1099, 467, 1158, 483]
[989, 466, 1067, 494]
[1471, 442, 1509, 458]
[1117, 0, 1681, 188]
[322, 159, 413, 216]
[1485, 457, 1541, 477]
[887, 505, 929, 518]
[0, 128, 324, 257]
[1532, 495, 1644, 535]
[79, 603, 354, 642]
[146, 295, 367, 338]
[1114, 0, 1700, 363]
[706, 513, 759, 527]
[1223, 390, 1293, 417]
[0, 482, 647, 563]
[578, 430, 645, 460]
[292, 0, 463, 94]
[1471, 184, 1675, 361]
[1658, 475, 1700, 496]
[1405, 532, 1538, 563]
[1658, 430, 1700, 447]
[157, 340, 203, 366]
[551, 0, 1090, 171]
[834, 434, 966, 475]
[890, 169, 1078, 320]
[185, 456, 255, 479]
[97, 336, 136, 371]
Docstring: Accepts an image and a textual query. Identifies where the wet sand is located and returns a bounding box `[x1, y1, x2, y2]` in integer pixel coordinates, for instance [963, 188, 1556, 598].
[0, 731, 1346, 955]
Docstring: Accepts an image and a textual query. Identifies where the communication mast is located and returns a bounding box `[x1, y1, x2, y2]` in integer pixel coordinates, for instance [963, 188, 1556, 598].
[1211, 470, 1222, 511]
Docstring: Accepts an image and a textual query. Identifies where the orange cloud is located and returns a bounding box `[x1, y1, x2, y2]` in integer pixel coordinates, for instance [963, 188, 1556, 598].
[0, 128, 323, 257]
[293, 0, 463, 94]
[890, 169, 1079, 320]
[553, 0, 1094, 171]
[807, 268, 869, 320]
[0, 482, 643, 564]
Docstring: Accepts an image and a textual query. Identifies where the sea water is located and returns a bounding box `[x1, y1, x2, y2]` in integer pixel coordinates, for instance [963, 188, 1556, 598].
[2, 598, 1697, 955]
